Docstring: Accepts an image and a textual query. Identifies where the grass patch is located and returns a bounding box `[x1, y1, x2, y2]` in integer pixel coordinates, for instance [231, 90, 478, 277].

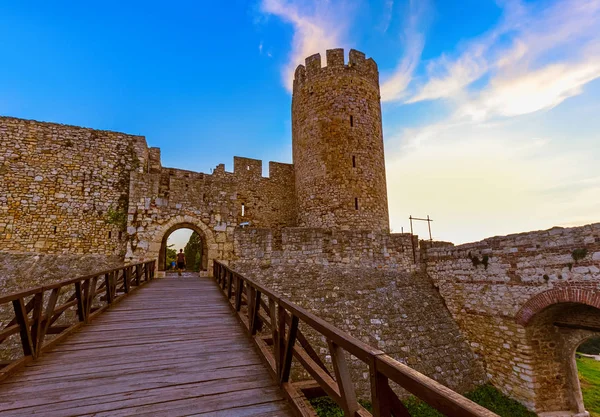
[577, 356, 600, 417]
[309, 385, 536, 417]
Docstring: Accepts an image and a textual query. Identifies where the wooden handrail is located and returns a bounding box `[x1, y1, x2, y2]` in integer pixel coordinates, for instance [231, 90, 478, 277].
[213, 261, 499, 417]
[0, 260, 156, 381]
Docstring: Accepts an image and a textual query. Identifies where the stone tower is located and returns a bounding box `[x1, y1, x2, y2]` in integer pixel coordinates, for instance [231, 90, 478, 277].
[292, 48, 390, 231]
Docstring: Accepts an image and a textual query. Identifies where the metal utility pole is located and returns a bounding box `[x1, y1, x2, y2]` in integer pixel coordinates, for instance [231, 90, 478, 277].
[408, 215, 434, 263]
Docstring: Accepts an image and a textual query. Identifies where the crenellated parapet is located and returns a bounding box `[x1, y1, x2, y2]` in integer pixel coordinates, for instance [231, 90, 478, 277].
[293, 48, 379, 92]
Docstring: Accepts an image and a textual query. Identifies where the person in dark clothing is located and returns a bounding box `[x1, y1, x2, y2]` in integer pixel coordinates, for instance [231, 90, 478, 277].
[176, 249, 186, 276]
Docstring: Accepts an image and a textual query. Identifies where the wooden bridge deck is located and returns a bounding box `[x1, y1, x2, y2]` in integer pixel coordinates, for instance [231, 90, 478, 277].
[0, 274, 294, 416]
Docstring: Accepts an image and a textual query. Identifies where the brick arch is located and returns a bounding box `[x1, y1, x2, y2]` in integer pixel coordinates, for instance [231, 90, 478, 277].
[515, 287, 600, 326]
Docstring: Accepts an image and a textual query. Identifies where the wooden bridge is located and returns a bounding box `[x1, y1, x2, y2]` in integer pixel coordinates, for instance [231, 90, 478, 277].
[0, 261, 500, 417]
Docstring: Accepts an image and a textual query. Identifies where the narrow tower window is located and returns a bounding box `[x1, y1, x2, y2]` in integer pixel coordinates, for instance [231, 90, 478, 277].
[108, 231, 112, 238]
[352, 155, 356, 168]
[350, 115, 354, 127]
[241, 203, 245, 217]
[118, 231, 122, 240]
[355, 198, 359, 210]
[53, 226, 57, 234]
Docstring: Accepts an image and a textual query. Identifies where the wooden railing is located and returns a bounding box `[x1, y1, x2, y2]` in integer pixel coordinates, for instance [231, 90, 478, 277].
[0, 260, 156, 380]
[213, 261, 499, 417]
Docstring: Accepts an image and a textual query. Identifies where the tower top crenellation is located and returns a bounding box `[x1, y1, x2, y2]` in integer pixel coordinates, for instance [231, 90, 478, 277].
[293, 48, 379, 92]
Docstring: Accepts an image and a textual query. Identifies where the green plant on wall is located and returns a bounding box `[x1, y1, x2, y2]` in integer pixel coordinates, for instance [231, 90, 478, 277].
[106, 206, 127, 229]
[572, 248, 588, 263]
[468, 252, 490, 270]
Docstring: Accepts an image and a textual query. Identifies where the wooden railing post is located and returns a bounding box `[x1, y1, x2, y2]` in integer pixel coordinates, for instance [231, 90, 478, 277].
[111, 271, 117, 300]
[123, 268, 130, 294]
[370, 358, 411, 417]
[38, 288, 59, 354]
[135, 264, 141, 286]
[12, 298, 34, 358]
[280, 314, 299, 383]
[29, 292, 44, 358]
[250, 290, 262, 335]
[277, 304, 286, 378]
[269, 299, 281, 377]
[85, 276, 98, 322]
[247, 286, 255, 324]
[227, 271, 233, 299]
[105, 273, 113, 304]
[328, 340, 359, 417]
[235, 276, 244, 312]
[75, 281, 86, 322]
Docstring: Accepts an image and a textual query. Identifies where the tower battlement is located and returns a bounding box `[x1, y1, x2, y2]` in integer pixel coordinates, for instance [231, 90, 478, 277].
[293, 48, 379, 92]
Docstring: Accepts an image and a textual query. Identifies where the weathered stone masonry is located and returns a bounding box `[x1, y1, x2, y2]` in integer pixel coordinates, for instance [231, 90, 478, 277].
[425, 223, 600, 415]
[0, 116, 148, 256]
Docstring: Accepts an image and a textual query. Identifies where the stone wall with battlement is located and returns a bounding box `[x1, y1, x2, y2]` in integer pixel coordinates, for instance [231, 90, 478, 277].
[127, 152, 296, 269]
[232, 227, 417, 270]
[0, 116, 148, 256]
[424, 223, 600, 415]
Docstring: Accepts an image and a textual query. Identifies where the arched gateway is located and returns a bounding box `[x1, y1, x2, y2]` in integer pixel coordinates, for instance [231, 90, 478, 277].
[158, 222, 209, 272]
[128, 214, 220, 276]
[515, 288, 600, 417]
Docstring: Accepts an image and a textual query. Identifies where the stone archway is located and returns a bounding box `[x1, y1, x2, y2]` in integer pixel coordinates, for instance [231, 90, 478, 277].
[516, 287, 600, 326]
[516, 289, 600, 417]
[142, 215, 218, 274]
[158, 223, 209, 272]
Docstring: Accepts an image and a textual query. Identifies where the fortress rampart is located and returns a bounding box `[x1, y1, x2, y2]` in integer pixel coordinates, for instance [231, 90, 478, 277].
[0, 116, 147, 256]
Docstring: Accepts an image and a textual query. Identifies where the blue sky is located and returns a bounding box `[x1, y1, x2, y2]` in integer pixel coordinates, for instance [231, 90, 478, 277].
[1, 0, 599, 244]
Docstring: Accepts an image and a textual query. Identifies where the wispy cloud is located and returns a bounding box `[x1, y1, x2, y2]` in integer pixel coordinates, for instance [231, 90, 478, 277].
[380, 0, 430, 102]
[260, 0, 354, 91]
[384, 115, 600, 242]
[406, 0, 600, 120]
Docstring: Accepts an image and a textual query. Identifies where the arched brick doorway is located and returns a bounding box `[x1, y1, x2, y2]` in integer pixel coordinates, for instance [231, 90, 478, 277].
[516, 289, 600, 416]
[158, 223, 209, 272]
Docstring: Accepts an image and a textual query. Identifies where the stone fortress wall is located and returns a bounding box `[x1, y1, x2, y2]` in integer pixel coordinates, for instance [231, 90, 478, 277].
[126, 148, 298, 268]
[292, 49, 389, 232]
[0, 116, 148, 256]
[233, 227, 417, 271]
[424, 223, 600, 414]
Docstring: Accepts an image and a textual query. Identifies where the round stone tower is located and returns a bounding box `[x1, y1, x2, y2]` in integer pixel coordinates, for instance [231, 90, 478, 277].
[292, 48, 390, 231]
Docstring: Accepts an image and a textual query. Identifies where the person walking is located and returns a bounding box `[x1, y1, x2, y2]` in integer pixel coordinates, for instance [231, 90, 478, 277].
[176, 249, 186, 276]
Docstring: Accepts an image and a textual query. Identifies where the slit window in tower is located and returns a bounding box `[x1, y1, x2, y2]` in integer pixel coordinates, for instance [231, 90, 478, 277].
[350, 115, 354, 127]
[352, 155, 356, 168]
[108, 231, 112, 239]
[241, 203, 245, 217]
[355, 198, 359, 210]
[53, 226, 57, 234]
[118, 231, 122, 240]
